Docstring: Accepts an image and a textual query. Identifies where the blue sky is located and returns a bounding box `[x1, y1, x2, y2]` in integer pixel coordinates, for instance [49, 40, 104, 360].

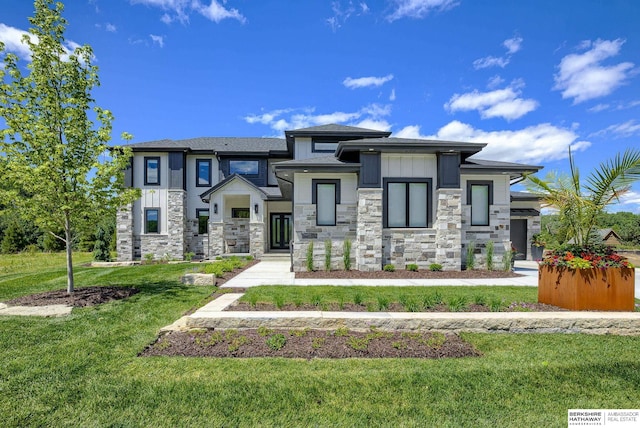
[1, 0, 639, 211]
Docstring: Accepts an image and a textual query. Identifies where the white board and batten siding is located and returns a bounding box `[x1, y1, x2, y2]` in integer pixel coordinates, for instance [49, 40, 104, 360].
[132, 153, 169, 235]
[461, 174, 510, 205]
[381, 154, 437, 178]
[185, 155, 219, 220]
[294, 173, 358, 204]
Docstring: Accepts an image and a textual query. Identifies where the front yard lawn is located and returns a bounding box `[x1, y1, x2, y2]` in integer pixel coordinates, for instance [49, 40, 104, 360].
[1, 253, 639, 427]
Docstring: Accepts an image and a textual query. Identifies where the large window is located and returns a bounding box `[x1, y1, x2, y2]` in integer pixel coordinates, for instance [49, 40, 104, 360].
[312, 140, 339, 153]
[145, 208, 159, 233]
[196, 159, 212, 187]
[196, 209, 209, 234]
[468, 181, 493, 226]
[232, 208, 250, 218]
[312, 179, 340, 226]
[384, 178, 431, 228]
[144, 157, 160, 185]
[229, 160, 259, 176]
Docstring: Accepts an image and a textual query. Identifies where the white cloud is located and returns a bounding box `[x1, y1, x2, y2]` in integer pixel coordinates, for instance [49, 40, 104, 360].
[245, 104, 392, 133]
[592, 120, 640, 138]
[105, 23, 117, 32]
[386, 0, 459, 22]
[473, 35, 523, 70]
[131, 0, 245, 24]
[327, 1, 368, 32]
[554, 38, 635, 104]
[389, 88, 396, 101]
[503, 36, 523, 54]
[343, 74, 394, 89]
[394, 125, 427, 139]
[588, 103, 610, 113]
[360, 2, 370, 13]
[617, 191, 640, 213]
[196, 0, 246, 24]
[487, 75, 505, 89]
[473, 56, 509, 70]
[149, 34, 164, 47]
[423, 120, 591, 164]
[0, 23, 85, 62]
[445, 82, 539, 121]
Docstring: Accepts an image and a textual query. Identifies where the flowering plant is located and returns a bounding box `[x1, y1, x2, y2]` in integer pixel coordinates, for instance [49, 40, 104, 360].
[539, 245, 634, 269]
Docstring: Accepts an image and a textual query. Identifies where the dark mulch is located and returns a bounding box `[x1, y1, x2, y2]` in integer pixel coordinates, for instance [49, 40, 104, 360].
[226, 302, 565, 312]
[296, 269, 522, 279]
[140, 328, 481, 359]
[5, 286, 139, 307]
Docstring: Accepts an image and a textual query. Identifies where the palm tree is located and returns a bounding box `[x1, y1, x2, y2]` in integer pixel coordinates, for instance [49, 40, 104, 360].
[526, 148, 640, 247]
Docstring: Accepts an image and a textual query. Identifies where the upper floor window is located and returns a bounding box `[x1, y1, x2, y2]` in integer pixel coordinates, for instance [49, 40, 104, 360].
[196, 159, 212, 187]
[468, 181, 493, 226]
[229, 160, 259, 176]
[312, 140, 339, 153]
[312, 179, 340, 226]
[144, 157, 160, 185]
[145, 208, 159, 233]
[232, 208, 250, 219]
[384, 178, 431, 228]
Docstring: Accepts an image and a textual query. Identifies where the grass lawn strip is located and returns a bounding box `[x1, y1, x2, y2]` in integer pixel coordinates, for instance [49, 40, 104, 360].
[1, 253, 640, 426]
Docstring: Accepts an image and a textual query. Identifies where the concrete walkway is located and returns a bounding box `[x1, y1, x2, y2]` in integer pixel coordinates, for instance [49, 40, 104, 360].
[164, 292, 640, 335]
[0, 302, 72, 317]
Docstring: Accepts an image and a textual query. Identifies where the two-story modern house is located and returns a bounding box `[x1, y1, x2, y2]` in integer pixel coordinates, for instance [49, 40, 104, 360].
[116, 124, 542, 271]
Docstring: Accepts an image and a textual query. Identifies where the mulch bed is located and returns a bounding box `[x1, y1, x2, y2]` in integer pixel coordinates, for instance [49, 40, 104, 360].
[5, 286, 139, 307]
[140, 328, 481, 359]
[226, 302, 565, 312]
[295, 269, 523, 279]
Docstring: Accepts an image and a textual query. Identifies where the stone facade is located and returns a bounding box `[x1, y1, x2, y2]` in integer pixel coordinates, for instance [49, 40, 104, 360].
[165, 190, 187, 260]
[292, 204, 357, 271]
[223, 218, 249, 253]
[355, 188, 383, 272]
[434, 189, 463, 271]
[209, 222, 224, 257]
[116, 204, 134, 261]
[462, 204, 510, 269]
[383, 229, 437, 269]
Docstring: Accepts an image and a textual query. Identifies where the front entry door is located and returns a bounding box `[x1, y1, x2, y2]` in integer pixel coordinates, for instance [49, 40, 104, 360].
[270, 213, 292, 250]
[510, 219, 528, 260]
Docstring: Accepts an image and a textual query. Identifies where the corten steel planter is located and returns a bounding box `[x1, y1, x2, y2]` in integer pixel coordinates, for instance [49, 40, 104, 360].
[538, 265, 635, 311]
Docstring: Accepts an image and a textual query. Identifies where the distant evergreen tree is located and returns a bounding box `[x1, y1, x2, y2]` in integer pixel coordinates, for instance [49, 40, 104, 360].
[93, 224, 111, 261]
[1, 222, 26, 253]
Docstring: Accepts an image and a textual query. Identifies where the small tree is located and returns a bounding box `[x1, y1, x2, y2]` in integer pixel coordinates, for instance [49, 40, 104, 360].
[526, 148, 640, 247]
[0, 0, 139, 292]
[93, 223, 111, 262]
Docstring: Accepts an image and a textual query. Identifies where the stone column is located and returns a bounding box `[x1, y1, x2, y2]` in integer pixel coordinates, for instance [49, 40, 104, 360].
[116, 204, 134, 261]
[356, 188, 383, 272]
[435, 188, 462, 271]
[250, 222, 265, 259]
[209, 222, 224, 258]
[167, 190, 187, 260]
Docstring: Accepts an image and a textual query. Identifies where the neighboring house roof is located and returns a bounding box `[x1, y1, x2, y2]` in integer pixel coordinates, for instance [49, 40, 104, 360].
[511, 208, 540, 216]
[462, 158, 543, 181]
[598, 228, 622, 241]
[127, 137, 288, 156]
[511, 191, 543, 201]
[199, 173, 282, 202]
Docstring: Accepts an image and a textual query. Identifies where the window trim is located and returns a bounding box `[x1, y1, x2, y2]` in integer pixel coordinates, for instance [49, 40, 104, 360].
[467, 180, 494, 226]
[383, 178, 432, 228]
[229, 159, 260, 177]
[195, 159, 212, 187]
[231, 207, 250, 219]
[144, 208, 160, 234]
[312, 179, 340, 226]
[144, 156, 161, 186]
[196, 208, 209, 235]
[312, 140, 339, 153]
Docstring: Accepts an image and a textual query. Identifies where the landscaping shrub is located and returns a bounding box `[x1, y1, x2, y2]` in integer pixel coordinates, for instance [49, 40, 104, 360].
[324, 239, 332, 271]
[306, 241, 314, 272]
[406, 263, 418, 272]
[343, 239, 351, 270]
[447, 296, 468, 312]
[486, 240, 494, 271]
[93, 224, 112, 262]
[266, 334, 287, 351]
[429, 263, 443, 272]
[465, 241, 476, 270]
[383, 264, 395, 272]
[503, 248, 513, 272]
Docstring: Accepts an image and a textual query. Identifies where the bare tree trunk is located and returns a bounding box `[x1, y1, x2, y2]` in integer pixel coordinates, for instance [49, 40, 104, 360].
[64, 211, 74, 293]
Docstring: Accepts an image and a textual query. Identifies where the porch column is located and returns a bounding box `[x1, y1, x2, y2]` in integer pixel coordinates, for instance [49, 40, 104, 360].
[209, 222, 224, 258]
[250, 222, 265, 259]
[356, 188, 383, 271]
[167, 189, 187, 260]
[435, 188, 462, 271]
[116, 203, 134, 261]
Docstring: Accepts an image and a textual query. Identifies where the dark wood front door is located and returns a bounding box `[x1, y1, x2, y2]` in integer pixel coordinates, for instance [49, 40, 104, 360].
[510, 219, 527, 260]
[270, 213, 292, 250]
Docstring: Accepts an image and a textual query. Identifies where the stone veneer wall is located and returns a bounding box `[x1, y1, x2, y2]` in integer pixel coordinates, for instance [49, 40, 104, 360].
[116, 204, 134, 261]
[165, 190, 187, 260]
[250, 222, 265, 259]
[186, 219, 209, 259]
[355, 188, 383, 272]
[434, 189, 463, 271]
[223, 218, 249, 253]
[209, 222, 224, 258]
[462, 204, 510, 268]
[292, 204, 357, 272]
[382, 229, 437, 269]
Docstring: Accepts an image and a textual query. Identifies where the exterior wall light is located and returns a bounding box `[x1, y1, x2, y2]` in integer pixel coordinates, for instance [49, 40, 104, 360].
[254, 203, 259, 214]
[213, 203, 218, 214]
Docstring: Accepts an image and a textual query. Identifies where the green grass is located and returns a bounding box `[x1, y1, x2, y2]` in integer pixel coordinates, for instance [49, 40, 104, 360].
[239, 285, 540, 309]
[1, 253, 640, 427]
